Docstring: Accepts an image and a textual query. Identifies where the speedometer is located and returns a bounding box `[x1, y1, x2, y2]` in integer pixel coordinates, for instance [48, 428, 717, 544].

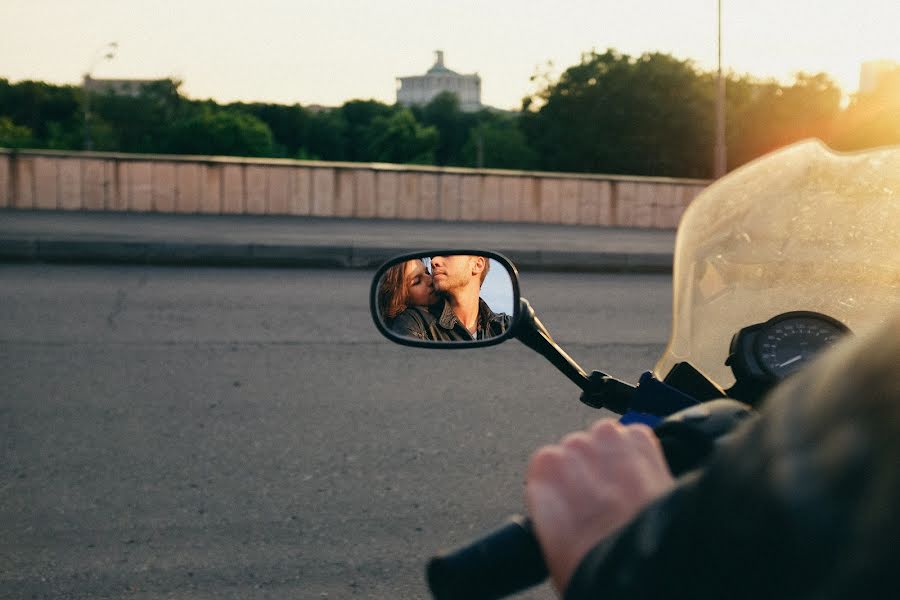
[726, 311, 851, 403]
[754, 313, 849, 379]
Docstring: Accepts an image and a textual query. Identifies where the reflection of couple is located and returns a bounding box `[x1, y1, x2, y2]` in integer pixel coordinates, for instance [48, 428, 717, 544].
[377, 255, 511, 341]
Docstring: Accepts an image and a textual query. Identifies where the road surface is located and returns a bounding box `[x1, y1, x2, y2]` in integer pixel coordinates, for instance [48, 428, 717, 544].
[0, 265, 671, 599]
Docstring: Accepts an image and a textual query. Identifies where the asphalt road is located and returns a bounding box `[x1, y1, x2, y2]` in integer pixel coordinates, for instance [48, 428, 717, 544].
[0, 265, 671, 599]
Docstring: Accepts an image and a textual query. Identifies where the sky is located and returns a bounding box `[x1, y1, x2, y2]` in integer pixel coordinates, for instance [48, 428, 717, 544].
[481, 259, 514, 317]
[2, 1, 898, 110]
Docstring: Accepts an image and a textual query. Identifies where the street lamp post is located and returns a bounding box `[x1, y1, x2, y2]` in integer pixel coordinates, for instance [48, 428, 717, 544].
[713, 0, 727, 178]
[83, 42, 118, 151]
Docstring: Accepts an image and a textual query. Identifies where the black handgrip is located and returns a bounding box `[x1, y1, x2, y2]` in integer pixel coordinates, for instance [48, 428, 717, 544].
[426, 515, 547, 600]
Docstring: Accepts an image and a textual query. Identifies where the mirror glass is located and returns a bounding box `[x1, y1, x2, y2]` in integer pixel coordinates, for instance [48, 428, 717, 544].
[372, 252, 518, 346]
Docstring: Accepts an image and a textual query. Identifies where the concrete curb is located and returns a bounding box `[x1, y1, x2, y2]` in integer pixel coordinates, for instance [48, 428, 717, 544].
[0, 238, 673, 273]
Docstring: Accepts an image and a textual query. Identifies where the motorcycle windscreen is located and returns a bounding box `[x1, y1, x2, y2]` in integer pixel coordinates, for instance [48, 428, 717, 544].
[655, 140, 900, 388]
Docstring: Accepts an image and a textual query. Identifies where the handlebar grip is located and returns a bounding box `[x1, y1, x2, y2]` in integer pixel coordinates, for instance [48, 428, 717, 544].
[426, 515, 547, 600]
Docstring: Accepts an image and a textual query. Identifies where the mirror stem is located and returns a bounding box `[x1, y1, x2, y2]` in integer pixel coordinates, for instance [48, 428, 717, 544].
[515, 299, 636, 412]
[515, 298, 592, 391]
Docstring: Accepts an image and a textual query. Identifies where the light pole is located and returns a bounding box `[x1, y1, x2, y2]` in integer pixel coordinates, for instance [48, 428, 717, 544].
[83, 41, 118, 151]
[713, 0, 727, 178]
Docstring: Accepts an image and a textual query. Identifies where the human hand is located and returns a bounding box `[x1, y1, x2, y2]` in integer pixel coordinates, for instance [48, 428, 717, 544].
[525, 419, 675, 594]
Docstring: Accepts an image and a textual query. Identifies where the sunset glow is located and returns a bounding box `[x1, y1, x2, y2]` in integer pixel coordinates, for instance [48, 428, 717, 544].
[2, 0, 898, 109]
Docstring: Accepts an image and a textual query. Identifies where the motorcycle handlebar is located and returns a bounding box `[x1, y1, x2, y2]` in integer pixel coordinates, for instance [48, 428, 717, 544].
[426, 515, 546, 600]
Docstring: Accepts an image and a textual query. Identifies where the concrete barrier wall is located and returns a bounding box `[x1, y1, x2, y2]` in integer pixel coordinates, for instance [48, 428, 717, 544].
[0, 149, 708, 229]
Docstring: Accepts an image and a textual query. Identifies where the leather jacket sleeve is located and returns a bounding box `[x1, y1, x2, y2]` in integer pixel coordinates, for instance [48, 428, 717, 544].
[389, 306, 431, 340]
[565, 316, 900, 600]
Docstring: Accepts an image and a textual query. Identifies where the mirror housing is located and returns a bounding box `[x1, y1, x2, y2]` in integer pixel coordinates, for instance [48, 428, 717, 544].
[370, 250, 521, 348]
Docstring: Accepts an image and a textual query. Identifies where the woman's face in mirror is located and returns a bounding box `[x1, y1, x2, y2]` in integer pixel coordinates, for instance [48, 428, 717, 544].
[405, 259, 438, 307]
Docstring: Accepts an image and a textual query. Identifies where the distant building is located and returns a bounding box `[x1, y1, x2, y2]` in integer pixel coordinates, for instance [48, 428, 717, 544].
[303, 104, 334, 114]
[859, 60, 900, 95]
[82, 76, 170, 97]
[396, 51, 481, 112]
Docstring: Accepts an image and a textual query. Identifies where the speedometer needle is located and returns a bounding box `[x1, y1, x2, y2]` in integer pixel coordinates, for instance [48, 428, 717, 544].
[778, 355, 803, 368]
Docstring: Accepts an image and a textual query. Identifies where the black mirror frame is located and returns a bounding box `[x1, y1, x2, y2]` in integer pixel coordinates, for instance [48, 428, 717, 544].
[370, 249, 522, 349]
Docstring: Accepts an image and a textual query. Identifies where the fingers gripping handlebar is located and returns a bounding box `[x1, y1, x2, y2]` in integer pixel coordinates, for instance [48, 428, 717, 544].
[426, 399, 755, 600]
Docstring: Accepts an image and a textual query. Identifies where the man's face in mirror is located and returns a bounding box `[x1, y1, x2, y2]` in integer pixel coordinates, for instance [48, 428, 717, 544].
[431, 255, 486, 294]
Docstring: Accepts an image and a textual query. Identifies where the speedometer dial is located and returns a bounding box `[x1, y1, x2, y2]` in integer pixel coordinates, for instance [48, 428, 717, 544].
[754, 312, 849, 379]
[726, 311, 851, 405]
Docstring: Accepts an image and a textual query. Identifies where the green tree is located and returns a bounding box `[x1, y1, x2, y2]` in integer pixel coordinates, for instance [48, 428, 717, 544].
[167, 107, 275, 156]
[0, 117, 33, 148]
[0, 79, 81, 149]
[416, 92, 477, 166]
[523, 50, 713, 177]
[366, 108, 438, 164]
[462, 116, 537, 169]
[339, 100, 397, 162]
[92, 79, 186, 153]
[523, 50, 846, 177]
[304, 109, 347, 160]
[726, 72, 842, 168]
[0, 62, 856, 172]
[232, 102, 311, 157]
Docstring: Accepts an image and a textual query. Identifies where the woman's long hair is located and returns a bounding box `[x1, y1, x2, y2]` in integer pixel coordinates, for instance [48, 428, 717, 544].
[378, 262, 410, 321]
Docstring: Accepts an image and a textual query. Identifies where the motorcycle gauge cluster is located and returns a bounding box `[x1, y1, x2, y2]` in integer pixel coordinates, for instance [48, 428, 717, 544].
[727, 311, 850, 389]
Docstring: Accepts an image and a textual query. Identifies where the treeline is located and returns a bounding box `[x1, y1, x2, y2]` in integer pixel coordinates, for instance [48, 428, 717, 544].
[1, 49, 897, 178]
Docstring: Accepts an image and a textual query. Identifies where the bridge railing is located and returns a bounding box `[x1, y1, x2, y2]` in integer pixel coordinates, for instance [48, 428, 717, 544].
[0, 149, 708, 229]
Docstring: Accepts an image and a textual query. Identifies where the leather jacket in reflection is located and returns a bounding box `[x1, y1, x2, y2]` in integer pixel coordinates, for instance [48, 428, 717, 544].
[390, 298, 511, 341]
[566, 316, 900, 600]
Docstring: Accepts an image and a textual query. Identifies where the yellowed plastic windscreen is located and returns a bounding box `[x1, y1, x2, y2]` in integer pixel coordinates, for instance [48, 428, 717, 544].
[655, 140, 900, 387]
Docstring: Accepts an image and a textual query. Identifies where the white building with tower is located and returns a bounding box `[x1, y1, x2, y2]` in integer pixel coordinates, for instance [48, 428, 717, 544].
[396, 51, 482, 112]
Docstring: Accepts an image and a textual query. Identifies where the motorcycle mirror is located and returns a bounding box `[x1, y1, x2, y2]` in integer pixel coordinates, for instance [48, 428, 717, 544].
[370, 250, 521, 348]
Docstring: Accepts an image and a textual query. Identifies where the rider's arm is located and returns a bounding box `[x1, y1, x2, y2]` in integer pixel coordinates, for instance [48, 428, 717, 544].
[528, 316, 900, 600]
[557, 406, 826, 600]
[525, 420, 674, 594]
